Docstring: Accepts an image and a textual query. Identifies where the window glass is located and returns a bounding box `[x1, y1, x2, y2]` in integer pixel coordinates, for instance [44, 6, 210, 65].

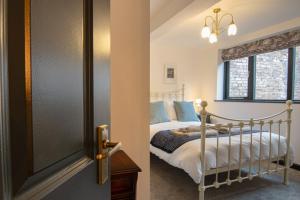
[294, 46, 300, 100]
[255, 49, 288, 100]
[228, 57, 248, 98]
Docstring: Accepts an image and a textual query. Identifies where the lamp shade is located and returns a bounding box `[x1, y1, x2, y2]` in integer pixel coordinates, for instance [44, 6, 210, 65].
[201, 26, 211, 38]
[228, 23, 237, 36]
[209, 33, 218, 43]
[195, 99, 202, 106]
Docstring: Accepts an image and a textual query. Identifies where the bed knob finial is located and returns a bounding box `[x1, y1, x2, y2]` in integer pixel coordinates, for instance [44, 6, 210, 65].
[286, 100, 292, 108]
[200, 100, 208, 108]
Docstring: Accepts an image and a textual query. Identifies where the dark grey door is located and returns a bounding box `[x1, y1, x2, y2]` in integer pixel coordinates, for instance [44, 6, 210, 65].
[1, 0, 111, 199]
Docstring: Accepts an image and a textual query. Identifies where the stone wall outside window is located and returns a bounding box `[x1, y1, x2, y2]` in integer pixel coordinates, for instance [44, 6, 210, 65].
[255, 49, 288, 100]
[229, 48, 300, 100]
[294, 46, 300, 100]
[229, 58, 248, 98]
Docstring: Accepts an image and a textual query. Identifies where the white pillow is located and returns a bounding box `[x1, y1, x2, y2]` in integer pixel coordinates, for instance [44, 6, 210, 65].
[164, 101, 177, 120]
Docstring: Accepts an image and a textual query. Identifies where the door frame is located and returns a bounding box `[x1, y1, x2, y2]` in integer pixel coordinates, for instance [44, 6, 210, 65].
[0, 0, 100, 199]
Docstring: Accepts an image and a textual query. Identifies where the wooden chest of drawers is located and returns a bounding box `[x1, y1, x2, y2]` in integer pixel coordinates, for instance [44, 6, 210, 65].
[111, 150, 141, 200]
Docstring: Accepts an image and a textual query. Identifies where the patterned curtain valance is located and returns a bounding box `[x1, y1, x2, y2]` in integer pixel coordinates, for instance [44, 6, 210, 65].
[221, 29, 300, 61]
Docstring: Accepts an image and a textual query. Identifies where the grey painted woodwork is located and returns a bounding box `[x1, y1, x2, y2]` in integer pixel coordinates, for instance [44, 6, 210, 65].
[1, 0, 111, 199]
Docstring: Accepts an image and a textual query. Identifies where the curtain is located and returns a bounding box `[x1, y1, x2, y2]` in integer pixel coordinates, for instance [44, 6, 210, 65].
[222, 29, 300, 61]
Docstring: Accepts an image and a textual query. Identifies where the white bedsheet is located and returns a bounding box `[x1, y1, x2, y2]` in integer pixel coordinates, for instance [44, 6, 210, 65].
[150, 121, 293, 184]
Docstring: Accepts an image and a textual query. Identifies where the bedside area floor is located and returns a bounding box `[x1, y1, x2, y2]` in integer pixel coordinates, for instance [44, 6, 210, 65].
[150, 154, 300, 200]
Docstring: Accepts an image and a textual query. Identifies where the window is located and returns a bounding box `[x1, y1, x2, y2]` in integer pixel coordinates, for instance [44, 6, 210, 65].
[255, 49, 288, 100]
[228, 58, 249, 98]
[224, 47, 299, 102]
[294, 46, 300, 100]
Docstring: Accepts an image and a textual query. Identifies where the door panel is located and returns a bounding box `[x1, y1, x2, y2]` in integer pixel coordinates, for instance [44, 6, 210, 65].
[43, 162, 109, 200]
[0, 150, 3, 199]
[5, 0, 111, 199]
[31, 0, 85, 173]
[93, 0, 110, 129]
[44, 0, 111, 198]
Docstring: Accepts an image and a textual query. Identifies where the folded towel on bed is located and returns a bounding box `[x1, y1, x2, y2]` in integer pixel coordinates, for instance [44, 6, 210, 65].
[151, 127, 260, 153]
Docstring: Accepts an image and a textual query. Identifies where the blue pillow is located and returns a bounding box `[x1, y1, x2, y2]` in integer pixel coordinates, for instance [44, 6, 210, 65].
[150, 101, 170, 124]
[174, 101, 200, 122]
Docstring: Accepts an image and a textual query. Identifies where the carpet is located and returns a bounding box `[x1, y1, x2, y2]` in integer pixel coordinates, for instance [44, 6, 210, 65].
[150, 154, 300, 200]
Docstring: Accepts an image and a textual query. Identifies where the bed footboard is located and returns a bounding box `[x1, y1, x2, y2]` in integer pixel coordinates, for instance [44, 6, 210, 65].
[198, 100, 293, 200]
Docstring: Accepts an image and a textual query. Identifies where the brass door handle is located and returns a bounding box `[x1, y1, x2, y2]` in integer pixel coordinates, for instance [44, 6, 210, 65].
[96, 125, 121, 185]
[96, 140, 122, 160]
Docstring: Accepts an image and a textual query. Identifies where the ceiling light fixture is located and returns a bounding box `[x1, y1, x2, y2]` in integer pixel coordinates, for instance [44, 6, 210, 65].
[201, 8, 237, 44]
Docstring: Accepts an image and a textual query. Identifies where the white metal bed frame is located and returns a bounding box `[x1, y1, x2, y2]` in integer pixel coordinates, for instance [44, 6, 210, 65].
[150, 84, 293, 200]
[150, 84, 185, 102]
[199, 100, 292, 200]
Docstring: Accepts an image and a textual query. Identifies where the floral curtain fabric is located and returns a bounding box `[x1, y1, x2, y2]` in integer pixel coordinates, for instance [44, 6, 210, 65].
[222, 29, 300, 61]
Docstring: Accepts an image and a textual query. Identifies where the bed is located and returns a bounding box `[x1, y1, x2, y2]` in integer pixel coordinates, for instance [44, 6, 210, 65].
[150, 85, 294, 200]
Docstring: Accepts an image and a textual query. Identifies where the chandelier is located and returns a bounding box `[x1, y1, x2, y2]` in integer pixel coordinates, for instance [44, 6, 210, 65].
[201, 8, 237, 44]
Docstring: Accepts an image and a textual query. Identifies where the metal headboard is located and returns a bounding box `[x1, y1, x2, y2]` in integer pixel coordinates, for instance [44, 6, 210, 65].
[150, 84, 185, 102]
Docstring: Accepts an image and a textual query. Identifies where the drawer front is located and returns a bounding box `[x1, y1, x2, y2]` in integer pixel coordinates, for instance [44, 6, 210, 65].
[111, 193, 134, 200]
[111, 187, 135, 200]
[111, 174, 134, 194]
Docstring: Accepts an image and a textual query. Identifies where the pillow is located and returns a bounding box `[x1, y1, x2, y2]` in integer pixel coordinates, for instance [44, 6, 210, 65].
[174, 101, 200, 122]
[164, 101, 177, 120]
[150, 101, 170, 124]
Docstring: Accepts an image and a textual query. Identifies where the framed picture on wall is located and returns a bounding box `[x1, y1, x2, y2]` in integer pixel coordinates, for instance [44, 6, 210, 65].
[164, 64, 177, 84]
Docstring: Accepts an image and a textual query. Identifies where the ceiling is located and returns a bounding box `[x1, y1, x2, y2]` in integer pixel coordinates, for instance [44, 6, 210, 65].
[150, 0, 300, 48]
[150, 0, 169, 18]
[150, 0, 196, 31]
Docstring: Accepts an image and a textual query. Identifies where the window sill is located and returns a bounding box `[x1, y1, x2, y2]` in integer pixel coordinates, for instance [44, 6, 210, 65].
[214, 99, 300, 104]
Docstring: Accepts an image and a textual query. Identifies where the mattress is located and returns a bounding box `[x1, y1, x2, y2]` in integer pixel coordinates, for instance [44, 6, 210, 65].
[150, 121, 293, 184]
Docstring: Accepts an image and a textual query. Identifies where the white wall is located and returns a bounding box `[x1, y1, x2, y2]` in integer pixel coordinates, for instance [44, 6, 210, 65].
[111, 1, 150, 200]
[150, 41, 202, 101]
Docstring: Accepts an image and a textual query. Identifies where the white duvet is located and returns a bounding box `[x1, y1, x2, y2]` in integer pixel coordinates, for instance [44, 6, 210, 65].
[150, 121, 293, 184]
